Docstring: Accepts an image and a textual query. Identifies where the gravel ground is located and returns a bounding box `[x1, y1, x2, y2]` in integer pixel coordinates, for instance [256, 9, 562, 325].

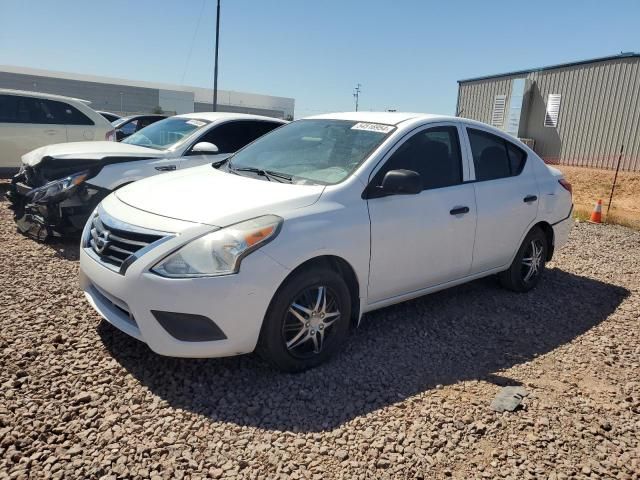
[1, 183, 639, 479]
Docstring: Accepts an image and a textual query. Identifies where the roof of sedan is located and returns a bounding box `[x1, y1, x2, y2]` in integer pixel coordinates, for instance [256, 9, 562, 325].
[306, 111, 453, 125]
[177, 112, 287, 123]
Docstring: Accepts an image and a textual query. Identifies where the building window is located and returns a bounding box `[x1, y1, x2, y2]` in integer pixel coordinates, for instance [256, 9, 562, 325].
[491, 94, 506, 127]
[544, 94, 561, 127]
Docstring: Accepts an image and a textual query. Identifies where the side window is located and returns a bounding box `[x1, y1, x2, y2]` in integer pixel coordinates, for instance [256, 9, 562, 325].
[378, 126, 463, 190]
[507, 142, 527, 175]
[0, 96, 92, 125]
[467, 128, 527, 181]
[0, 95, 19, 122]
[54, 101, 94, 126]
[119, 119, 138, 136]
[16, 97, 51, 124]
[242, 121, 282, 144]
[138, 117, 159, 129]
[197, 121, 281, 153]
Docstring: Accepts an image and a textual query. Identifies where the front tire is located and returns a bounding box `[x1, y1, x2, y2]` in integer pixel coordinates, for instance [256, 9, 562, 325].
[499, 227, 547, 292]
[257, 267, 351, 372]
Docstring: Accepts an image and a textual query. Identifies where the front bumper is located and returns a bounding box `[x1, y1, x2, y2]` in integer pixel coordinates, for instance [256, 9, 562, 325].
[7, 173, 107, 241]
[79, 218, 291, 358]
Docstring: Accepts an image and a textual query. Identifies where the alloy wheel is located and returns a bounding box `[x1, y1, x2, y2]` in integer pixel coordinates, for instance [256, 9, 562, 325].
[521, 239, 544, 283]
[283, 285, 341, 358]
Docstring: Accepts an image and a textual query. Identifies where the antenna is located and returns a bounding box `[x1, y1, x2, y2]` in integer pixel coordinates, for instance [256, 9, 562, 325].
[353, 83, 362, 112]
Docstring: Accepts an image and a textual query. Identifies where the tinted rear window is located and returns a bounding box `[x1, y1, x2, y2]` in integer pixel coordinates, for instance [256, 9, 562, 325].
[467, 128, 527, 181]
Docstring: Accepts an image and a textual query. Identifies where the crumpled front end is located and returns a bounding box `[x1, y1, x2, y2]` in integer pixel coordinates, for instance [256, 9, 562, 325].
[6, 158, 109, 241]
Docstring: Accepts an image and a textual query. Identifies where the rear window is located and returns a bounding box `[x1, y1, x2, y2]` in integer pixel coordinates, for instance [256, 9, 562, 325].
[467, 128, 527, 181]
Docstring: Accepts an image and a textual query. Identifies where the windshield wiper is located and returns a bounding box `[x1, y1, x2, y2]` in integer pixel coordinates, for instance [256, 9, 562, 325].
[211, 157, 230, 169]
[232, 167, 293, 183]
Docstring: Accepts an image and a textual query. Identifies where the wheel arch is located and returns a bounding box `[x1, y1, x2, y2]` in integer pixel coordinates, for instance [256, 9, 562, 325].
[277, 255, 362, 327]
[532, 221, 555, 261]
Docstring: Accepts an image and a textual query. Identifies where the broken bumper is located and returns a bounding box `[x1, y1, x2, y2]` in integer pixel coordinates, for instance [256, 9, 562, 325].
[7, 171, 109, 241]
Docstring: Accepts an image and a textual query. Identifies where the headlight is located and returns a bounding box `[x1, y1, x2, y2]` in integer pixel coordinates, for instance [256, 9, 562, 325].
[151, 215, 283, 278]
[29, 170, 90, 203]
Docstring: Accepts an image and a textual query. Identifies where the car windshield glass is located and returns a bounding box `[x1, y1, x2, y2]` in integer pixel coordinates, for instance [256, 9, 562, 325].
[123, 117, 210, 150]
[228, 119, 394, 185]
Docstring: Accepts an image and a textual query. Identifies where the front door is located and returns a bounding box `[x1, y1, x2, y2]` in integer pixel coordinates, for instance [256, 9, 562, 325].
[366, 124, 477, 304]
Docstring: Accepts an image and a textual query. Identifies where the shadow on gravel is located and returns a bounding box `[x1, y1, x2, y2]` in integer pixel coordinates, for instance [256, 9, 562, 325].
[45, 238, 80, 261]
[99, 267, 628, 432]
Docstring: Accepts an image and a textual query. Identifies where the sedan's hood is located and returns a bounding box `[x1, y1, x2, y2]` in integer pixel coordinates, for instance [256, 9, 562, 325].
[22, 141, 164, 166]
[115, 165, 325, 227]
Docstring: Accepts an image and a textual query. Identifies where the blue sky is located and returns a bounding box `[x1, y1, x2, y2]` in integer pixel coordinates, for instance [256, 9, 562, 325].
[1, 0, 638, 118]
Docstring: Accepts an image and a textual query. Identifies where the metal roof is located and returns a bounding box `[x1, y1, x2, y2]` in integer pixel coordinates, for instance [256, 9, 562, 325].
[458, 52, 640, 84]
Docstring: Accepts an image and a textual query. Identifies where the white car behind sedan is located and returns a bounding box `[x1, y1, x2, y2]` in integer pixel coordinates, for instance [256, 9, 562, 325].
[8, 112, 285, 240]
[79, 112, 573, 372]
[0, 89, 114, 174]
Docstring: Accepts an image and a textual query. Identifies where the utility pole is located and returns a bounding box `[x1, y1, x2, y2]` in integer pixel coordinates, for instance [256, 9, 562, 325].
[353, 83, 362, 112]
[606, 144, 624, 218]
[212, 0, 221, 111]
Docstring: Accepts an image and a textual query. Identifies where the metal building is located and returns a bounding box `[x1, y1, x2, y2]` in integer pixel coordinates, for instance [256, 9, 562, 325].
[456, 53, 640, 171]
[0, 65, 295, 120]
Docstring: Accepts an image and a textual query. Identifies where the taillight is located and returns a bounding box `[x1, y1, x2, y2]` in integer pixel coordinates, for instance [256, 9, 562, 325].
[558, 178, 572, 195]
[105, 129, 116, 141]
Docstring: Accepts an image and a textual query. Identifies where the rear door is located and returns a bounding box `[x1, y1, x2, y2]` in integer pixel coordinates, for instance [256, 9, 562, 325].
[57, 100, 99, 141]
[464, 126, 539, 273]
[366, 123, 477, 303]
[0, 94, 67, 169]
[180, 120, 282, 169]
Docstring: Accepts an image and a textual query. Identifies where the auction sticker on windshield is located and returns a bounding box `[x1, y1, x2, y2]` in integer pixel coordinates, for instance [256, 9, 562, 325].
[351, 122, 394, 134]
[186, 119, 207, 127]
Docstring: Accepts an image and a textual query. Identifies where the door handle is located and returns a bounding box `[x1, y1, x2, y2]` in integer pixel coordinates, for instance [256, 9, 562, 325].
[155, 165, 176, 172]
[44, 129, 58, 135]
[523, 195, 538, 203]
[449, 206, 470, 215]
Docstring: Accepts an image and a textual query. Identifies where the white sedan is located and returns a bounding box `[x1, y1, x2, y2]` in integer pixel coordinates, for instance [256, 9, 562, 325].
[8, 112, 285, 240]
[79, 112, 573, 372]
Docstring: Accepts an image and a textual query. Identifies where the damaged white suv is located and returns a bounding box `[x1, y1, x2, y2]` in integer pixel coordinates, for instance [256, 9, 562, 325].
[79, 112, 573, 372]
[8, 113, 285, 240]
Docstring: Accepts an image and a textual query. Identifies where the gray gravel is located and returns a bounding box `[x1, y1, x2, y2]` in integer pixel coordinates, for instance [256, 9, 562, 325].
[1, 182, 639, 479]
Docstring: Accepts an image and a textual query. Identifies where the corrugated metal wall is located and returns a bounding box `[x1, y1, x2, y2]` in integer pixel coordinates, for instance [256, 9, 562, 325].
[457, 57, 640, 171]
[457, 76, 517, 126]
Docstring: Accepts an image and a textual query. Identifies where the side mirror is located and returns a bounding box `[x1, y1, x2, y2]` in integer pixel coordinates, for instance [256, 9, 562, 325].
[380, 169, 422, 195]
[190, 142, 219, 154]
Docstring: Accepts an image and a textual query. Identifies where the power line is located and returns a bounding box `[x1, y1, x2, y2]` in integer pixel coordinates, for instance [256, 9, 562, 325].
[180, 0, 206, 85]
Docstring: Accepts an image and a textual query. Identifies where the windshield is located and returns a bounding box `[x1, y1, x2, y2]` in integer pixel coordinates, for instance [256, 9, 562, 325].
[123, 117, 210, 150]
[111, 116, 132, 128]
[228, 119, 394, 184]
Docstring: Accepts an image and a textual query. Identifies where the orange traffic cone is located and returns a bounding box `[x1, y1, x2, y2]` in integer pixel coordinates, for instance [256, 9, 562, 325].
[589, 199, 603, 223]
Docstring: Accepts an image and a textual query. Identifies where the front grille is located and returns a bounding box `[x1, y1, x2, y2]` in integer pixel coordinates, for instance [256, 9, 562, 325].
[89, 213, 164, 268]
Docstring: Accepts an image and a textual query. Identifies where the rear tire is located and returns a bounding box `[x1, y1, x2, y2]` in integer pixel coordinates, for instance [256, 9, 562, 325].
[256, 267, 351, 373]
[499, 227, 548, 292]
